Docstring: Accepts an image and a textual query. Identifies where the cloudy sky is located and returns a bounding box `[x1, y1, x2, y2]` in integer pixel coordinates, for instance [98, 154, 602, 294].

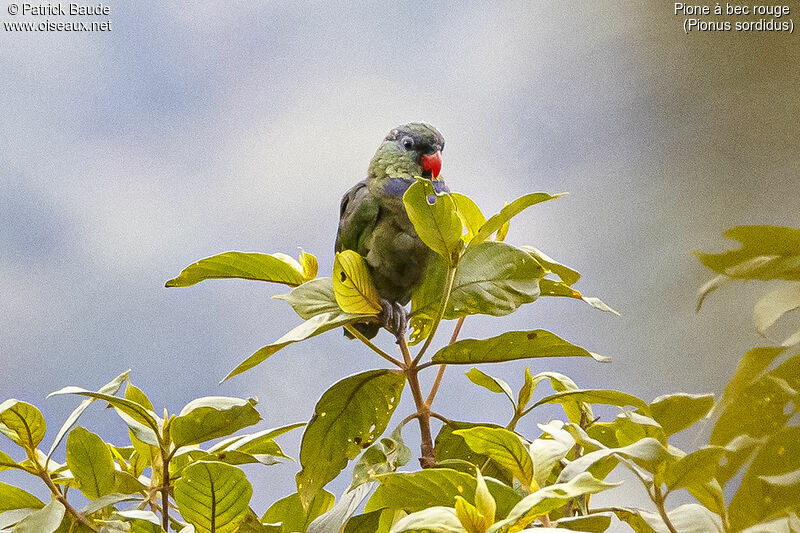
[1, 1, 798, 527]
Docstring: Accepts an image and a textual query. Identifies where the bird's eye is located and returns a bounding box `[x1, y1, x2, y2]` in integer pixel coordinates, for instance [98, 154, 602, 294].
[401, 137, 414, 150]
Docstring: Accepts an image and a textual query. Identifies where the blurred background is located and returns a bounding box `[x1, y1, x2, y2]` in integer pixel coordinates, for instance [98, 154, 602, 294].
[1, 2, 798, 529]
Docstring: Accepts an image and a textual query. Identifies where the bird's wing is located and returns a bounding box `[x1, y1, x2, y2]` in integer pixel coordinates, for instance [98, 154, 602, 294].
[335, 179, 380, 256]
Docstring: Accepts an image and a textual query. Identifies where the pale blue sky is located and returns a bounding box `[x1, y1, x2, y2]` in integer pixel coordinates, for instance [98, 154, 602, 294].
[1, 2, 798, 527]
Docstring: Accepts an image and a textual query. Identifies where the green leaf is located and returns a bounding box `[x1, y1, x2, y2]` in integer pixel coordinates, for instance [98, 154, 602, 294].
[488, 473, 619, 532]
[474, 470, 496, 526]
[47, 387, 162, 446]
[170, 396, 261, 449]
[729, 426, 800, 531]
[46, 370, 129, 465]
[695, 225, 800, 280]
[82, 493, 143, 515]
[649, 393, 714, 436]
[534, 389, 648, 412]
[342, 511, 383, 533]
[174, 461, 252, 533]
[351, 425, 411, 489]
[208, 422, 304, 457]
[558, 437, 671, 482]
[389, 507, 466, 533]
[0, 481, 45, 511]
[754, 283, 800, 335]
[275, 278, 341, 320]
[711, 346, 785, 419]
[530, 372, 592, 425]
[451, 193, 486, 242]
[333, 251, 382, 314]
[453, 427, 534, 488]
[470, 193, 564, 248]
[465, 369, 515, 407]
[433, 330, 607, 365]
[307, 484, 373, 533]
[664, 445, 725, 491]
[520, 246, 580, 286]
[262, 490, 334, 532]
[0, 450, 20, 472]
[0, 400, 46, 452]
[223, 310, 372, 381]
[686, 478, 726, 516]
[66, 427, 116, 499]
[300, 250, 319, 281]
[433, 422, 513, 486]
[454, 496, 488, 533]
[296, 370, 405, 508]
[517, 368, 535, 413]
[609, 504, 723, 533]
[403, 179, 463, 265]
[711, 362, 799, 447]
[739, 514, 800, 533]
[366, 469, 520, 519]
[0, 509, 36, 530]
[11, 499, 65, 533]
[112, 510, 165, 533]
[556, 513, 612, 532]
[539, 279, 620, 315]
[166, 251, 307, 288]
[413, 242, 544, 322]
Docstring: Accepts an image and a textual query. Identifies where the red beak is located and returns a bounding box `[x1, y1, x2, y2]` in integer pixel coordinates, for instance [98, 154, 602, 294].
[420, 150, 442, 180]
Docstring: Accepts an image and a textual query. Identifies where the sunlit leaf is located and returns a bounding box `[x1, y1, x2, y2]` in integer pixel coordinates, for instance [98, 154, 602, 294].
[403, 179, 463, 265]
[66, 427, 116, 499]
[174, 461, 252, 533]
[465, 368, 515, 407]
[609, 504, 723, 533]
[0, 481, 45, 511]
[333, 251, 382, 314]
[649, 393, 714, 436]
[556, 513, 612, 532]
[528, 436, 572, 488]
[433, 422, 513, 485]
[530, 372, 592, 425]
[434, 330, 607, 365]
[11, 499, 65, 533]
[166, 251, 307, 288]
[308, 484, 373, 533]
[275, 278, 340, 320]
[296, 370, 405, 508]
[262, 490, 334, 533]
[170, 396, 261, 449]
[300, 250, 319, 281]
[539, 278, 620, 315]
[451, 193, 486, 242]
[754, 283, 800, 335]
[351, 425, 410, 489]
[534, 389, 648, 412]
[558, 438, 671, 482]
[342, 511, 383, 533]
[664, 445, 725, 491]
[223, 310, 372, 381]
[469, 193, 564, 248]
[0, 400, 46, 452]
[454, 427, 534, 488]
[389, 506, 466, 533]
[695, 225, 800, 280]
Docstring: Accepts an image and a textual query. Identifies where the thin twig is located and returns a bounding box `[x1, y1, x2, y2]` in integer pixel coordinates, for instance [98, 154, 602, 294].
[344, 324, 404, 367]
[399, 335, 436, 468]
[160, 447, 171, 531]
[429, 411, 455, 425]
[413, 266, 457, 365]
[36, 466, 99, 532]
[425, 316, 466, 406]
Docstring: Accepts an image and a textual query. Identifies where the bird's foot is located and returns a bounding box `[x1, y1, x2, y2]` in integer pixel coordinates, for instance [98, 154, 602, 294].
[380, 300, 408, 343]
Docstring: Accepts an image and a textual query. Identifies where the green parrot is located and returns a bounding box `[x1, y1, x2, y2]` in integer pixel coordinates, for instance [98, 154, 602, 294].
[335, 122, 447, 340]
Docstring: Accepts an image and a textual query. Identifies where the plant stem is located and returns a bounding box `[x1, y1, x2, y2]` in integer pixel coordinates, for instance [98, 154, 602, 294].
[413, 266, 457, 365]
[33, 453, 99, 532]
[425, 316, 465, 406]
[345, 324, 404, 367]
[653, 484, 678, 533]
[399, 335, 436, 468]
[160, 447, 171, 531]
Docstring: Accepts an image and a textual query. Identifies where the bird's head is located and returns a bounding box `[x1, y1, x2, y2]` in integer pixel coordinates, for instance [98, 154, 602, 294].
[368, 122, 445, 181]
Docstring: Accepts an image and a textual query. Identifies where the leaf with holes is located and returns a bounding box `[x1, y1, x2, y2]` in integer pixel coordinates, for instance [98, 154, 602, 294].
[296, 370, 405, 508]
[333, 251, 382, 314]
[174, 461, 252, 533]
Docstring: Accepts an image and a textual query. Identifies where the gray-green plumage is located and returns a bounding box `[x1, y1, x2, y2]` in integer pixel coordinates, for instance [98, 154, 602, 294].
[336, 122, 448, 339]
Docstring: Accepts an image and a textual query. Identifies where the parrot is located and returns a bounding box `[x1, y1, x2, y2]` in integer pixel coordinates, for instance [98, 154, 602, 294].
[335, 122, 448, 340]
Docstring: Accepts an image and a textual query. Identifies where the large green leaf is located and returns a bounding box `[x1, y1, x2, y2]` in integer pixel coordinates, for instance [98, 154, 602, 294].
[403, 179, 463, 265]
[664, 445, 725, 491]
[728, 426, 800, 531]
[11, 499, 65, 533]
[342, 511, 383, 533]
[389, 507, 466, 533]
[170, 397, 261, 448]
[275, 278, 340, 320]
[0, 400, 46, 452]
[174, 461, 252, 533]
[453, 427, 534, 488]
[433, 421, 513, 485]
[0, 481, 45, 511]
[262, 490, 335, 533]
[710, 346, 785, 419]
[333, 251, 382, 315]
[296, 370, 405, 508]
[469, 193, 563, 248]
[223, 310, 372, 382]
[166, 251, 311, 288]
[46, 370, 129, 465]
[534, 389, 648, 412]
[539, 279, 620, 315]
[648, 393, 714, 436]
[488, 473, 619, 532]
[412, 242, 543, 323]
[520, 246, 581, 286]
[66, 427, 116, 499]
[433, 330, 607, 365]
[366, 469, 521, 519]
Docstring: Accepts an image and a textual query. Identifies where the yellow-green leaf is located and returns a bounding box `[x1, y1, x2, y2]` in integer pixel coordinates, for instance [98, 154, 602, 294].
[174, 461, 252, 533]
[403, 179, 463, 265]
[453, 427, 534, 489]
[66, 427, 116, 499]
[166, 251, 307, 288]
[333, 251, 382, 314]
[0, 400, 46, 452]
